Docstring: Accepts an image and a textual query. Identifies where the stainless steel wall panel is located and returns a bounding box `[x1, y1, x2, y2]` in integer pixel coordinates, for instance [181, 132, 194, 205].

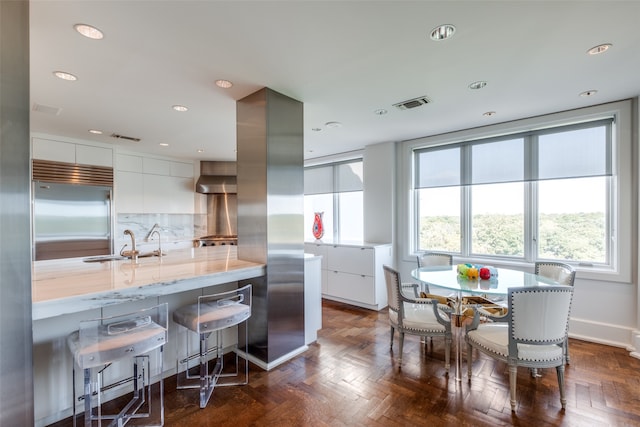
[0, 1, 34, 424]
[237, 88, 305, 364]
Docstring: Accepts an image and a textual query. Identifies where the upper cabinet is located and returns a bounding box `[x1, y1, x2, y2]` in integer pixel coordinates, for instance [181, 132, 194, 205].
[32, 138, 113, 167]
[115, 154, 195, 214]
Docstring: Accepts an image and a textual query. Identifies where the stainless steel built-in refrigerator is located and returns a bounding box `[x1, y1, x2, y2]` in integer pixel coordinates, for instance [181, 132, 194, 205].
[33, 182, 112, 260]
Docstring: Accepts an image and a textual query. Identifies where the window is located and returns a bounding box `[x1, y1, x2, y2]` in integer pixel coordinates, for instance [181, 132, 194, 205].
[414, 119, 613, 267]
[304, 160, 363, 242]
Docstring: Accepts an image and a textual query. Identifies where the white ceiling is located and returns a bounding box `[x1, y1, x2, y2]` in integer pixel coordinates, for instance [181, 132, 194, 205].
[29, 1, 640, 163]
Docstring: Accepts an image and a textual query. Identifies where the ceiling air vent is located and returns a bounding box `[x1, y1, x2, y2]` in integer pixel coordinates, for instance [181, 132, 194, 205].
[32, 103, 62, 115]
[393, 96, 432, 111]
[110, 133, 141, 142]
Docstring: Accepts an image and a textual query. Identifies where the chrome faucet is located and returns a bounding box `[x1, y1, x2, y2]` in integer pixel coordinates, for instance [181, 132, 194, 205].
[121, 229, 139, 261]
[150, 229, 163, 257]
[145, 223, 161, 240]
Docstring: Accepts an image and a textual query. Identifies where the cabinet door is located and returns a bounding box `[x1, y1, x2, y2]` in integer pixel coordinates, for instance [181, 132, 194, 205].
[115, 171, 144, 213]
[304, 243, 328, 271]
[171, 161, 194, 178]
[76, 144, 113, 167]
[32, 138, 75, 163]
[143, 158, 172, 175]
[327, 271, 375, 305]
[143, 174, 194, 213]
[327, 246, 374, 276]
[116, 154, 143, 172]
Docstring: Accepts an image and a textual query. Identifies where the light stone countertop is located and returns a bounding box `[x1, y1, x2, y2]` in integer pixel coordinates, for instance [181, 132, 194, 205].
[32, 246, 265, 321]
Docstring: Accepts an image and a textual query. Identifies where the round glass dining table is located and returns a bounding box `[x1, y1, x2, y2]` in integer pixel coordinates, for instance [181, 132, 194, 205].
[411, 265, 560, 297]
[410, 265, 561, 382]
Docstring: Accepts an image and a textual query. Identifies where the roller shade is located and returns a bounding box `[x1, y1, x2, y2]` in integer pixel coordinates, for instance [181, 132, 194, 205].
[415, 119, 612, 189]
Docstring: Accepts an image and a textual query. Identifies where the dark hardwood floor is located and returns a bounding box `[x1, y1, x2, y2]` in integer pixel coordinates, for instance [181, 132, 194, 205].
[51, 299, 640, 426]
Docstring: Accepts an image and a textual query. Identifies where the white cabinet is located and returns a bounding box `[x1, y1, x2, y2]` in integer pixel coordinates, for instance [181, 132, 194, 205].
[115, 170, 144, 213]
[76, 144, 113, 167]
[115, 154, 195, 214]
[305, 242, 392, 310]
[304, 254, 322, 344]
[33, 138, 113, 167]
[304, 243, 328, 294]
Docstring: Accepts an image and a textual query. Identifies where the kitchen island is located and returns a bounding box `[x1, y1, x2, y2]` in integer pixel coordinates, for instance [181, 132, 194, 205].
[31, 245, 266, 426]
[32, 245, 265, 320]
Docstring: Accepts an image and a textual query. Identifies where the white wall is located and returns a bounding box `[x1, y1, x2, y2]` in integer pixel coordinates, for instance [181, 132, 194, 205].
[363, 142, 395, 244]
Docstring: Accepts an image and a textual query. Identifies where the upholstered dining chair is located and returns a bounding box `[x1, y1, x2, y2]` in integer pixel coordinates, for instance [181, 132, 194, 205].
[535, 261, 575, 364]
[411, 252, 453, 295]
[417, 252, 453, 268]
[465, 285, 574, 412]
[383, 265, 452, 371]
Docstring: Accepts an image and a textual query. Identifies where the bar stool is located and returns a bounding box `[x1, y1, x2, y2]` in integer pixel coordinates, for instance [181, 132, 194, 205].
[172, 284, 252, 408]
[67, 303, 168, 427]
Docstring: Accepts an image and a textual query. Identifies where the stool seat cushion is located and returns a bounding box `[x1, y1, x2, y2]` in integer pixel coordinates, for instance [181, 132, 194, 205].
[68, 322, 166, 369]
[173, 301, 251, 333]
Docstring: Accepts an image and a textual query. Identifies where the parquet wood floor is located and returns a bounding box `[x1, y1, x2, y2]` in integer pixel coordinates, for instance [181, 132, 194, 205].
[50, 299, 640, 426]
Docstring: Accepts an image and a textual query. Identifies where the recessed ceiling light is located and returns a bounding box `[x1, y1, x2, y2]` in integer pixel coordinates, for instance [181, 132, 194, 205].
[483, 111, 497, 117]
[74, 24, 104, 40]
[325, 121, 342, 128]
[580, 90, 598, 97]
[215, 79, 233, 89]
[197, 149, 204, 153]
[312, 128, 322, 132]
[469, 81, 487, 90]
[53, 71, 77, 81]
[374, 109, 388, 115]
[88, 129, 103, 135]
[587, 43, 611, 55]
[430, 24, 456, 41]
[159, 143, 169, 147]
[172, 105, 188, 112]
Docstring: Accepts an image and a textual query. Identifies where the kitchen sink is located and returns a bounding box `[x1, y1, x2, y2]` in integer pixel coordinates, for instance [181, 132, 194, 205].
[83, 255, 127, 263]
[83, 251, 167, 263]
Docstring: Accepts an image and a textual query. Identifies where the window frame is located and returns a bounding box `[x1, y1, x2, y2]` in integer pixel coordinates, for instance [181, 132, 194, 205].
[399, 100, 632, 283]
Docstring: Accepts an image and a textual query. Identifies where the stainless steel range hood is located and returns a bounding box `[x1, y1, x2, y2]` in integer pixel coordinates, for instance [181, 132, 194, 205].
[195, 161, 237, 194]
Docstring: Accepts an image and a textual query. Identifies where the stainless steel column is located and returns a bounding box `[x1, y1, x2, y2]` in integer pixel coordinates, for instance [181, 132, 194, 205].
[0, 0, 34, 424]
[237, 88, 305, 364]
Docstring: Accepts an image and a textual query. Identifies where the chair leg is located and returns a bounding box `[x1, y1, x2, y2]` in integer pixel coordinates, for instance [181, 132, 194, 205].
[398, 333, 405, 364]
[389, 326, 395, 349]
[509, 365, 518, 412]
[556, 364, 567, 409]
[444, 336, 450, 374]
[467, 341, 473, 378]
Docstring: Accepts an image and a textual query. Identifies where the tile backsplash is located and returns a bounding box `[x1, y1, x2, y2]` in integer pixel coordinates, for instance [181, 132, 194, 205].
[116, 213, 206, 253]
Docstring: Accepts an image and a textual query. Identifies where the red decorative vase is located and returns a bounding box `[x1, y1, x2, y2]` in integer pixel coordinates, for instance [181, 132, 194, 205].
[312, 212, 324, 239]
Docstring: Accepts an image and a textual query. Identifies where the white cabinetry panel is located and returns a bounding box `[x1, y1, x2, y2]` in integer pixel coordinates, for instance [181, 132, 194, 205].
[76, 145, 113, 167]
[327, 246, 374, 275]
[142, 174, 194, 214]
[307, 242, 391, 310]
[327, 271, 375, 305]
[304, 243, 328, 294]
[115, 155, 194, 214]
[116, 154, 143, 172]
[171, 162, 194, 178]
[115, 171, 144, 213]
[32, 139, 75, 163]
[33, 138, 113, 167]
[143, 158, 172, 175]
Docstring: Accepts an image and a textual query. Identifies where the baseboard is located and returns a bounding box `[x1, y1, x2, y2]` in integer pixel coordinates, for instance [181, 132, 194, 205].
[237, 345, 308, 371]
[569, 317, 637, 356]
